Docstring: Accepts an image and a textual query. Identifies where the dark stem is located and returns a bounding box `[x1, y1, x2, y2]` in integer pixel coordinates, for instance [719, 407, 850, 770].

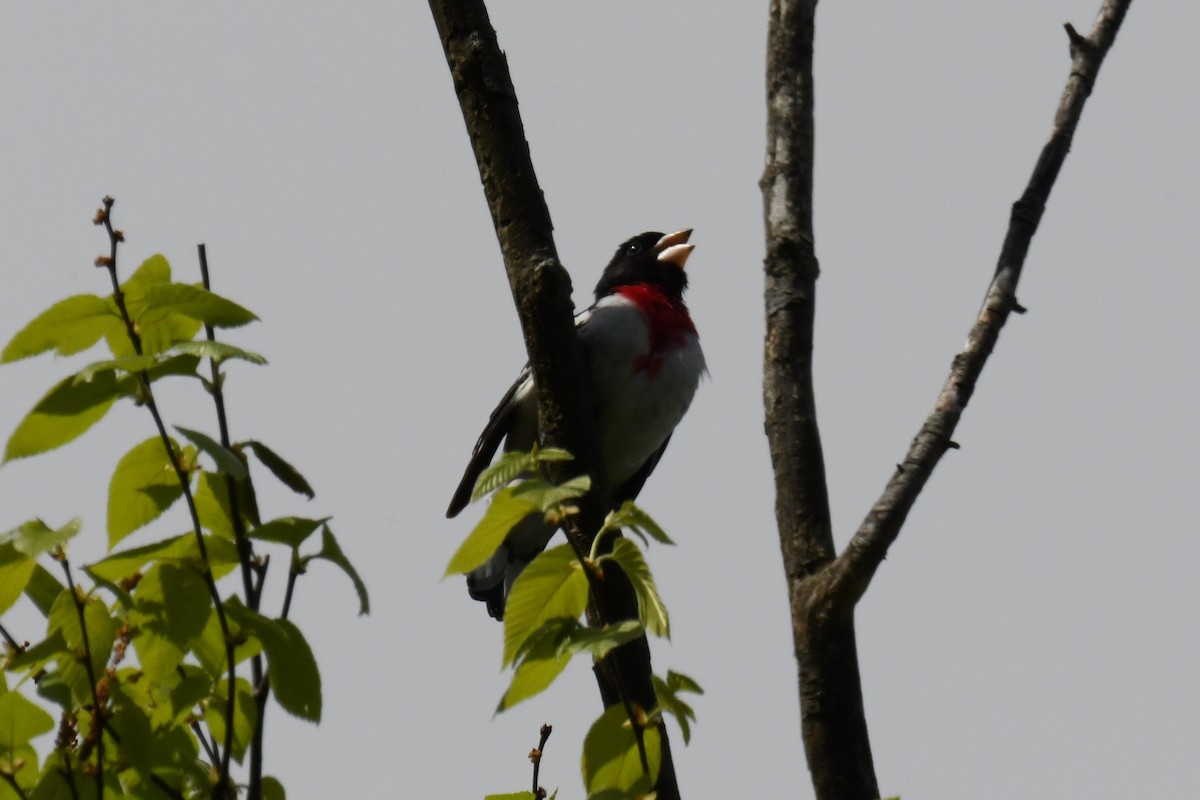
[197, 243, 269, 800]
[58, 558, 104, 799]
[530, 723, 552, 796]
[95, 200, 238, 797]
[0, 772, 30, 800]
[0, 621, 22, 652]
[148, 774, 186, 800]
[426, 4, 676, 797]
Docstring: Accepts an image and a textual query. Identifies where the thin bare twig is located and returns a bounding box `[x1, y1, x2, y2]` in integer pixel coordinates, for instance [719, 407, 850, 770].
[94, 199, 239, 796]
[57, 557, 103, 798]
[828, 0, 1133, 605]
[529, 723, 552, 796]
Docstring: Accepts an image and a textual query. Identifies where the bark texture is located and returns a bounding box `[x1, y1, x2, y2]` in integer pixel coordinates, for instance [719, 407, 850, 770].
[428, 1, 677, 796]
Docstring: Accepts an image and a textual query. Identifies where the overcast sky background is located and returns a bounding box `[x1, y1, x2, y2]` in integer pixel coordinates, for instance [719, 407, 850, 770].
[1, 2, 1197, 798]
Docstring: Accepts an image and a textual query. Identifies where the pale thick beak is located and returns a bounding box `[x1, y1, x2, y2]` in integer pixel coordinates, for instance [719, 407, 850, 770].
[655, 228, 695, 269]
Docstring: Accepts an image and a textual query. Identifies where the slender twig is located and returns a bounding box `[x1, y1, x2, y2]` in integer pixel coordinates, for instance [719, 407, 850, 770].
[827, 0, 1133, 605]
[58, 557, 103, 799]
[148, 773, 186, 800]
[529, 723, 552, 796]
[93, 199, 238, 796]
[0, 621, 23, 652]
[0, 773, 30, 800]
[197, 243, 270, 800]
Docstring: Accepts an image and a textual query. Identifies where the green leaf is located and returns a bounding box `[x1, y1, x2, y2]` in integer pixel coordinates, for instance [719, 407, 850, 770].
[563, 620, 644, 661]
[605, 500, 674, 546]
[108, 436, 185, 548]
[204, 677, 257, 764]
[49, 589, 118, 704]
[129, 562, 211, 682]
[140, 284, 258, 329]
[7, 518, 82, 558]
[485, 794, 537, 800]
[0, 543, 35, 616]
[0, 692, 54, 748]
[604, 538, 669, 638]
[239, 440, 314, 499]
[87, 531, 218, 583]
[224, 602, 321, 722]
[653, 671, 703, 745]
[175, 426, 246, 479]
[74, 354, 161, 383]
[3, 369, 120, 462]
[5, 630, 68, 677]
[108, 255, 199, 358]
[170, 340, 267, 365]
[23, 565, 63, 616]
[250, 517, 328, 548]
[471, 451, 535, 503]
[444, 487, 538, 576]
[0, 742, 38, 792]
[195, 470, 235, 539]
[531, 447, 574, 463]
[106, 681, 155, 778]
[503, 544, 588, 668]
[150, 668, 212, 731]
[262, 777, 287, 800]
[191, 604, 262, 681]
[533, 474, 592, 512]
[581, 703, 661, 798]
[310, 524, 369, 616]
[1, 294, 119, 362]
[497, 619, 576, 712]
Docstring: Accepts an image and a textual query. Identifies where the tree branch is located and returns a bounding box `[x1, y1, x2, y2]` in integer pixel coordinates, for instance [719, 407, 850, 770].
[762, 2, 1132, 799]
[427, 1, 677, 796]
[827, 0, 1132, 606]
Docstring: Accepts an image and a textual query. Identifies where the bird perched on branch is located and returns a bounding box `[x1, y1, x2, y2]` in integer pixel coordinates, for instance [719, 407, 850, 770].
[447, 229, 706, 620]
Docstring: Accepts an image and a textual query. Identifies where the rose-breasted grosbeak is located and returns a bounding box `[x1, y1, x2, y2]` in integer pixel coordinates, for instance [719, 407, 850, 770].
[447, 229, 706, 620]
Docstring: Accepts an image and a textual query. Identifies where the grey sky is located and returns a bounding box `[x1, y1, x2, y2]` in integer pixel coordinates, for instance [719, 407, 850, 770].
[1, 2, 1197, 797]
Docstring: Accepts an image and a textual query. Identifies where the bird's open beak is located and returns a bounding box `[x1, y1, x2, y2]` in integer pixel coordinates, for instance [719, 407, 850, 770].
[655, 228, 694, 269]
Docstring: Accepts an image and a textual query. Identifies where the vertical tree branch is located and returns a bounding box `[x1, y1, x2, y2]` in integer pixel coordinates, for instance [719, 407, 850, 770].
[761, 1, 880, 797]
[427, 1, 677, 796]
[827, 0, 1132, 605]
[763, 2, 1132, 799]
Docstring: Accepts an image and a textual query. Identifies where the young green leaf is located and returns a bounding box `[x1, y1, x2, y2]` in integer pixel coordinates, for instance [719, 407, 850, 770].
[107, 436, 185, 548]
[170, 339, 267, 365]
[311, 525, 370, 616]
[1, 294, 119, 362]
[49, 590, 118, 704]
[204, 677, 258, 763]
[250, 517, 328, 548]
[74, 354, 161, 383]
[0, 542, 36, 616]
[262, 776, 287, 800]
[239, 440, 315, 499]
[129, 562, 212, 682]
[581, 703, 661, 799]
[0, 692, 55, 748]
[7, 517, 82, 558]
[605, 500, 674, 546]
[503, 544, 588, 668]
[497, 619, 576, 712]
[471, 451, 535, 503]
[3, 370, 120, 462]
[604, 538, 669, 638]
[444, 487, 538, 577]
[23, 564, 64, 617]
[563, 620, 644, 661]
[535, 474, 592, 512]
[175, 425, 246, 479]
[652, 671, 703, 745]
[224, 601, 322, 722]
[140, 284, 258, 329]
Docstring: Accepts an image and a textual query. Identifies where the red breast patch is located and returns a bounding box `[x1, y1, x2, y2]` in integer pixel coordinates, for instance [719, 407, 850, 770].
[616, 284, 697, 378]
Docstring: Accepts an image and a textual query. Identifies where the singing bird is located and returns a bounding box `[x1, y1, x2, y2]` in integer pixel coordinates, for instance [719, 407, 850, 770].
[447, 230, 706, 619]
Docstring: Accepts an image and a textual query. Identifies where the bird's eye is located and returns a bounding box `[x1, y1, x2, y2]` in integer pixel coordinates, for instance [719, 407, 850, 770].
[626, 242, 643, 255]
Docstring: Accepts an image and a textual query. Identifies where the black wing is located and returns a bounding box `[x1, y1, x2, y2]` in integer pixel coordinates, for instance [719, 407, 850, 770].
[446, 365, 532, 518]
[612, 434, 673, 504]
